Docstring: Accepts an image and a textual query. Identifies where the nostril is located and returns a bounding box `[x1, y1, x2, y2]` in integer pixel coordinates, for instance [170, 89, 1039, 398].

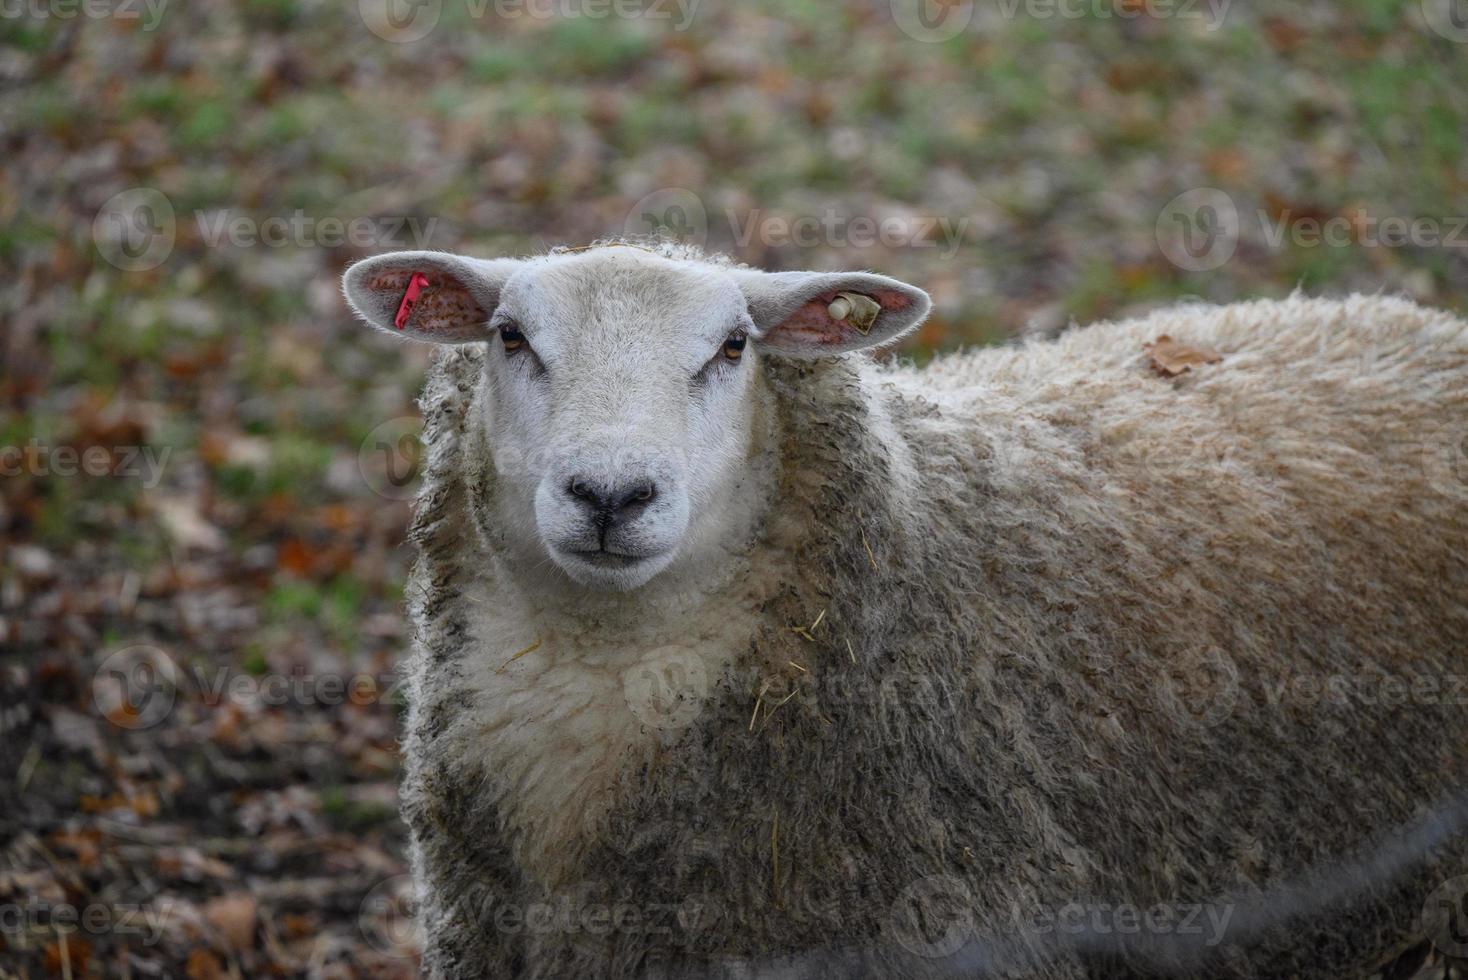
[565, 479, 655, 515]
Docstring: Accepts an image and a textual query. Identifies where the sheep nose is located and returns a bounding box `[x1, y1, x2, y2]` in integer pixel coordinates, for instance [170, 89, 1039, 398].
[567, 479, 656, 522]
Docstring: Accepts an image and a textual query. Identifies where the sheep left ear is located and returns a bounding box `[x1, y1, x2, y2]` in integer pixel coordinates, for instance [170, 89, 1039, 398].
[732, 269, 931, 359]
[342, 250, 522, 344]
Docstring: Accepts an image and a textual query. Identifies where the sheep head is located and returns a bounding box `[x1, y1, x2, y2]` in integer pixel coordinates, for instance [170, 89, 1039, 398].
[342, 245, 930, 591]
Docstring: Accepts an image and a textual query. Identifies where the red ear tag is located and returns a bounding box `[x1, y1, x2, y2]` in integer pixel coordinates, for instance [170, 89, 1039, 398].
[394, 272, 430, 330]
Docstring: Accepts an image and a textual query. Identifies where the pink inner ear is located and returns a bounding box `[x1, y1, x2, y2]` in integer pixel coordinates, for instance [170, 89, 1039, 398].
[774, 288, 912, 346]
[367, 268, 487, 335]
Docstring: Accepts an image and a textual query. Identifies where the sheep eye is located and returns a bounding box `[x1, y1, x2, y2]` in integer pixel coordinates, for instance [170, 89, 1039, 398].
[722, 333, 747, 361]
[500, 324, 527, 353]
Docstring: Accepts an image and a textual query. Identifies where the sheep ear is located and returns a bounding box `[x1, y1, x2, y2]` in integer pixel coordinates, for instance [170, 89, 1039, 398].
[733, 269, 931, 359]
[342, 251, 521, 344]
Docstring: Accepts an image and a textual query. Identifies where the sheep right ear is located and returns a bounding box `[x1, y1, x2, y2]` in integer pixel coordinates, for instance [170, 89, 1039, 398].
[732, 269, 931, 359]
[342, 251, 521, 344]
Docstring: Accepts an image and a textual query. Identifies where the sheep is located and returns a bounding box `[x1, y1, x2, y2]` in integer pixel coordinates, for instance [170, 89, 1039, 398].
[341, 241, 1468, 979]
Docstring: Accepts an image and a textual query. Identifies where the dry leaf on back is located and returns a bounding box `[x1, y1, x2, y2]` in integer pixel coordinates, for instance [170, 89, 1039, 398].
[1144, 335, 1223, 377]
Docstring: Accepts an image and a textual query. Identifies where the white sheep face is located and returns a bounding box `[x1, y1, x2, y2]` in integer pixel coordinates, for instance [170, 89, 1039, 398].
[343, 246, 931, 591]
[486, 252, 757, 591]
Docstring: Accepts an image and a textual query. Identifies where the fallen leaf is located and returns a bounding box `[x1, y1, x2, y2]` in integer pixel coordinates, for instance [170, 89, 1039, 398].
[280, 913, 317, 939]
[186, 948, 226, 980]
[44, 936, 92, 975]
[48, 830, 101, 870]
[156, 847, 236, 882]
[1144, 335, 1222, 377]
[204, 893, 257, 952]
[278, 538, 317, 576]
[152, 494, 226, 551]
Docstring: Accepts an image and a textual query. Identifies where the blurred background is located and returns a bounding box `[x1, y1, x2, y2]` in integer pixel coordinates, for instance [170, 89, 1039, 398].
[2, 0, 1466, 975]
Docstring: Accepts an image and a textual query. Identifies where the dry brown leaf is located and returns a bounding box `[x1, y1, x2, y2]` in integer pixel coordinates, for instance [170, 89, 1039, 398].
[156, 847, 236, 882]
[185, 948, 226, 980]
[48, 830, 101, 869]
[204, 893, 258, 952]
[44, 935, 92, 975]
[279, 913, 317, 939]
[1144, 335, 1223, 377]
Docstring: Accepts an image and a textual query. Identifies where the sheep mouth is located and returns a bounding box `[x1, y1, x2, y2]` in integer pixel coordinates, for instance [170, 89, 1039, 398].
[566, 549, 650, 569]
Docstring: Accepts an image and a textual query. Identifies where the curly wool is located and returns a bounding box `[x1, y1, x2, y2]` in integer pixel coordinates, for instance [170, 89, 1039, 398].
[399, 292, 1468, 979]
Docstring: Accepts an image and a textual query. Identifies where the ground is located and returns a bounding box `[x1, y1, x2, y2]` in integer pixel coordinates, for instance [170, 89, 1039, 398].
[2, 0, 1467, 976]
